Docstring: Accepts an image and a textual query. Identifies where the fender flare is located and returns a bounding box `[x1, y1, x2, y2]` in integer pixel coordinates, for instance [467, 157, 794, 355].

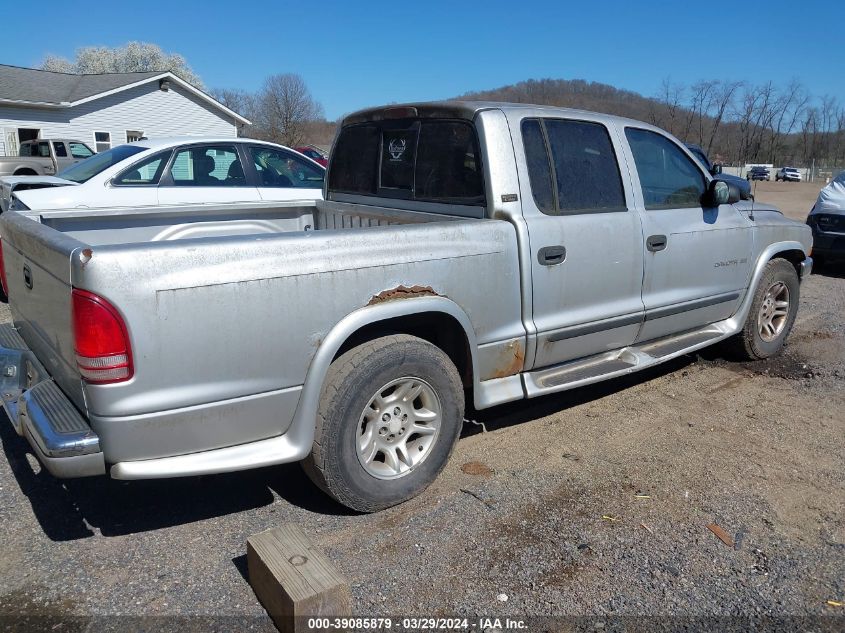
[282, 296, 481, 459]
[727, 240, 807, 332]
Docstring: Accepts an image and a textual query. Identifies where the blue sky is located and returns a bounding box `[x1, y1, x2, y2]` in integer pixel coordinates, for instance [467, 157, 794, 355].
[1, 0, 841, 121]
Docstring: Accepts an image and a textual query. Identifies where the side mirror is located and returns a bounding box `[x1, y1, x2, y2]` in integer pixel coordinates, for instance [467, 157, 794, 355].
[703, 179, 741, 206]
[710, 163, 723, 175]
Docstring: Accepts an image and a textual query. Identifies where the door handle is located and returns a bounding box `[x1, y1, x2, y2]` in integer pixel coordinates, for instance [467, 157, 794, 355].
[646, 234, 667, 252]
[538, 245, 566, 266]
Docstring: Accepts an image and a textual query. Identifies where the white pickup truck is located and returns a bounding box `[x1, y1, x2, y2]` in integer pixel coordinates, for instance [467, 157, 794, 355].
[0, 102, 812, 512]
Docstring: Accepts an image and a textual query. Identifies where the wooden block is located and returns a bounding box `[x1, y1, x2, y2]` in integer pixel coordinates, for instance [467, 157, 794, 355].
[247, 524, 352, 633]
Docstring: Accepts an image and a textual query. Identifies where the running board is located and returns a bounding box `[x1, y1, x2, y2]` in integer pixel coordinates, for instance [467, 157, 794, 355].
[523, 322, 733, 398]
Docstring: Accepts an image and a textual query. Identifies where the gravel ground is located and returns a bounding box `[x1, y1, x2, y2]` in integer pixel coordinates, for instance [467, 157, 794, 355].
[0, 190, 843, 630]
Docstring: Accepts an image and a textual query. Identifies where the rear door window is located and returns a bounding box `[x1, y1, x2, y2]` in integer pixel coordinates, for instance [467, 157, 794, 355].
[167, 145, 243, 187]
[329, 119, 485, 206]
[53, 142, 68, 157]
[522, 117, 626, 215]
[521, 119, 555, 213]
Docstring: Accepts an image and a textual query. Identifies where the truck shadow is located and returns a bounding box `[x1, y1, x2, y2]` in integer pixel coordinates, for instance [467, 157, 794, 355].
[462, 355, 694, 436]
[0, 413, 349, 542]
[2, 355, 700, 542]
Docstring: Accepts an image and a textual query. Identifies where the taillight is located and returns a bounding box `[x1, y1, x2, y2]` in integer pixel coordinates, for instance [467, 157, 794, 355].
[71, 289, 133, 384]
[0, 238, 8, 297]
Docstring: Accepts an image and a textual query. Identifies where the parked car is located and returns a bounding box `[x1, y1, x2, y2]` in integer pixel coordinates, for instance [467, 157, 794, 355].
[747, 166, 770, 181]
[3, 137, 325, 213]
[0, 139, 94, 177]
[294, 145, 328, 167]
[0, 102, 812, 512]
[685, 143, 752, 200]
[775, 167, 801, 182]
[806, 170, 845, 264]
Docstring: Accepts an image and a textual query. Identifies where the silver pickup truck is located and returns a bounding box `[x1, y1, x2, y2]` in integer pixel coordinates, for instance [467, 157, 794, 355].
[0, 102, 812, 512]
[0, 138, 94, 177]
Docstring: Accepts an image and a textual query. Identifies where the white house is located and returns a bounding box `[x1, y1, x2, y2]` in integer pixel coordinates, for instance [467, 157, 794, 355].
[0, 64, 250, 156]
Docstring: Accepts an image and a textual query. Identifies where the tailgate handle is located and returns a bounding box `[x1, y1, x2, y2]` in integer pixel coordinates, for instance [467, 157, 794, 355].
[538, 245, 567, 266]
[22, 265, 32, 289]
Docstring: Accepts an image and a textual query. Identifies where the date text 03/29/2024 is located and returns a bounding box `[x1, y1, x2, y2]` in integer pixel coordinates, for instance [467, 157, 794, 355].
[306, 617, 528, 630]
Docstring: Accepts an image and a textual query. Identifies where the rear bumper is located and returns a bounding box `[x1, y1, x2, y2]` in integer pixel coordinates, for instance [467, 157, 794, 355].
[0, 324, 105, 478]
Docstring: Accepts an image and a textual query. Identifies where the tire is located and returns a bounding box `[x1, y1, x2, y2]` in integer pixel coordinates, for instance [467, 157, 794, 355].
[727, 258, 800, 360]
[303, 334, 465, 512]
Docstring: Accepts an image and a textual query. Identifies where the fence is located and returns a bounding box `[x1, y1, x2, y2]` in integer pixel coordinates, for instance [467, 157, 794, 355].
[720, 165, 844, 183]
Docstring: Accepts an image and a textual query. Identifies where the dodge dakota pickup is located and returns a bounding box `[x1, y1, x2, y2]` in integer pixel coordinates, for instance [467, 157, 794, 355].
[0, 102, 813, 512]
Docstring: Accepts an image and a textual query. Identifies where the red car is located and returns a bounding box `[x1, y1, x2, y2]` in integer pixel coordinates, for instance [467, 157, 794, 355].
[294, 146, 328, 167]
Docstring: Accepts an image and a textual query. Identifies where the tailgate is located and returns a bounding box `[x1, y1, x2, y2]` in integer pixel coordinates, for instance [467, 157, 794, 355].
[1, 211, 86, 411]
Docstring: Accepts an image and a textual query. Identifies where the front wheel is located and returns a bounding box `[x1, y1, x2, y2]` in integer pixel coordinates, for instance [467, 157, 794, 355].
[303, 334, 465, 512]
[727, 258, 800, 360]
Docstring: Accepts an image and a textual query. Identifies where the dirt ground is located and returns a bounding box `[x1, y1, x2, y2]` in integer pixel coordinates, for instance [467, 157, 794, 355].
[0, 185, 843, 630]
[750, 180, 820, 221]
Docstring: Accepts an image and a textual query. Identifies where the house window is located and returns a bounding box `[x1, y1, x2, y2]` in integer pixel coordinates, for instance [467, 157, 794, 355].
[94, 131, 111, 153]
[126, 130, 144, 143]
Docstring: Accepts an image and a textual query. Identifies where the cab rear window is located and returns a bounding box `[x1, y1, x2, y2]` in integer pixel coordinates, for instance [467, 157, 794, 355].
[329, 119, 485, 206]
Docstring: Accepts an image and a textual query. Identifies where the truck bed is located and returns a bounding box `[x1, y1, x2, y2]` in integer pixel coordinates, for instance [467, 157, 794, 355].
[25, 199, 438, 246]
[0, 199, 522, 465]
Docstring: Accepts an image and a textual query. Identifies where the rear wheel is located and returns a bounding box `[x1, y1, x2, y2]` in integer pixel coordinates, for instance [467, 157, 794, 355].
[727, 259, 799, 360]
[303, 334, 465, 512]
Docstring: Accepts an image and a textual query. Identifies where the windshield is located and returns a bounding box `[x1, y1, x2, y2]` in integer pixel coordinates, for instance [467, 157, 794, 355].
[57, 145, 146, 183]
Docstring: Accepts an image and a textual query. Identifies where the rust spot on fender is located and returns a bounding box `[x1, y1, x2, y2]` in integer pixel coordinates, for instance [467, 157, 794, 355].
[79, 248, 93, 267]
[367, 284, 439, 305]
[490, 339, 525, 379]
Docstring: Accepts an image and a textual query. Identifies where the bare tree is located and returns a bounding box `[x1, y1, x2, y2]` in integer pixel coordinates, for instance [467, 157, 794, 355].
[800, 107, 818, 164]
[252, 74, 324, 147]
[766, 80, 809, 164]
[210, 88, 257, 135]
[652, 78, 685, 136]
[734, 82, 777, 163]
[704, 80, 741, 156]
[41, 41, 204, 89]
[819, 95, 839, 163]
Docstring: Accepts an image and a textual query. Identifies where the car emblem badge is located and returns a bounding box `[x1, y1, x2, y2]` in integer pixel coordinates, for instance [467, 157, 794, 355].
[388, 138, 407, 161]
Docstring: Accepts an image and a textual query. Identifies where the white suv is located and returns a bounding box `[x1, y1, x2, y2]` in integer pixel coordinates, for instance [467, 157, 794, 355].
[776, 167, 801, 182]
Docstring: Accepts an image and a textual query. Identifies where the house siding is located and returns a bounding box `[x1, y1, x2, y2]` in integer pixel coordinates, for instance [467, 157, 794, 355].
[0, 82, 238, 155]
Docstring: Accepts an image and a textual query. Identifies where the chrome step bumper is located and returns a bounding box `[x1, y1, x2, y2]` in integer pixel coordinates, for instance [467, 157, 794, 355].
[800, 256, 813, 280]
[0, 324, 105, 478]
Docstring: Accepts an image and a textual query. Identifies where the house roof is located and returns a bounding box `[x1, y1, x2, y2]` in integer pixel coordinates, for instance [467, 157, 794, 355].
[0, 64, 250, 125]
